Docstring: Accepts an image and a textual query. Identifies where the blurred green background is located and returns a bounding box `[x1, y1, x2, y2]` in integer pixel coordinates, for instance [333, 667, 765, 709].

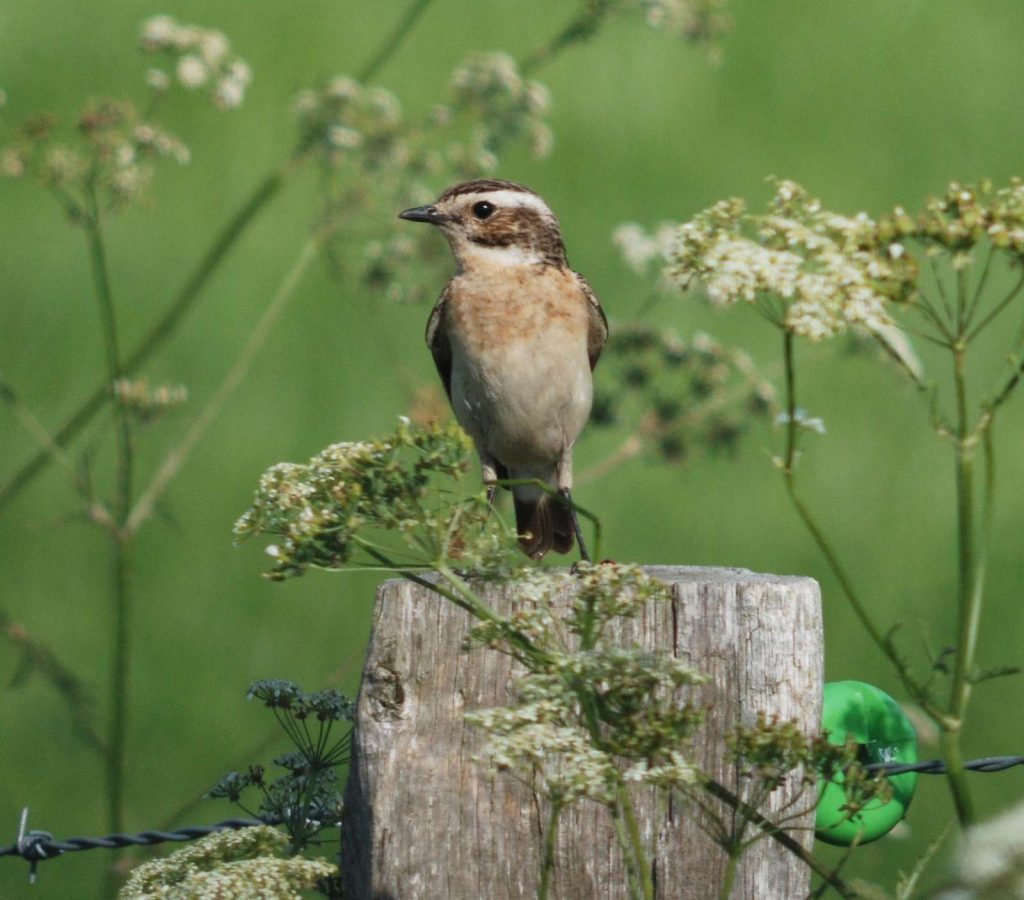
[2, 0, 1024, 895]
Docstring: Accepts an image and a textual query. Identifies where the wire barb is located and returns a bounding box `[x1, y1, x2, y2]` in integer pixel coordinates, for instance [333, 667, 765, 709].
[1, 810, 275, 883]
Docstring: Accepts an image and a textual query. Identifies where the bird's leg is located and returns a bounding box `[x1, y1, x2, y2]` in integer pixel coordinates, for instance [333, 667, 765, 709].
[556, 446, 590, 563]
[559, 488, 591, 563]
[481, 457, 500, 524]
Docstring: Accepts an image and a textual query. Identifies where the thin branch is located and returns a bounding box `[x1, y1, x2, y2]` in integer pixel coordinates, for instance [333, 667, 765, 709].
[929, 254, 955, 327]
[83, 187, 134, 838]
[520, 0, 616, 74]
[83, 188, 132, 526]
[909, 292, 955, 344]
[966, 268, 1024, 343]
[778, 330, 946, 723]
[0, 375, 115, 529]
[869, 331, 929, 392]
[963, 243, 994, 330]
[125, 235, 324, 536]
[0, 152, 306, 515]
[944, 344, 979, 826]
[0, 609, 106, 754]
[357, 0, 434, 83]
[699, 778, 858, 899]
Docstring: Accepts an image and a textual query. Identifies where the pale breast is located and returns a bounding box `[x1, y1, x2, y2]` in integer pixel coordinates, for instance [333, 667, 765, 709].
[446, 266, 593, 466]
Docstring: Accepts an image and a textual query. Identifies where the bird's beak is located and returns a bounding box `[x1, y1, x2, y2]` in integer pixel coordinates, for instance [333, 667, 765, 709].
[399, 204, 448, 225]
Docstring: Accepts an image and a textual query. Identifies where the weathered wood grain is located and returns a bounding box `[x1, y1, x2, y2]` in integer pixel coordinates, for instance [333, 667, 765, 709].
[340, 566, 822, 899]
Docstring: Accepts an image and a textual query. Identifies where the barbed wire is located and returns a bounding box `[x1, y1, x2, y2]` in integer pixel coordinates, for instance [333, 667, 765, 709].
[0, 808, 278, 883]
[865, 754, 1024, 777]
[2, 755, 1022, 881]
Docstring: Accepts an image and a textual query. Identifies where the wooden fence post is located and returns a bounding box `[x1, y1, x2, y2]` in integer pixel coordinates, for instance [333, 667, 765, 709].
[340, 566, 823, 899]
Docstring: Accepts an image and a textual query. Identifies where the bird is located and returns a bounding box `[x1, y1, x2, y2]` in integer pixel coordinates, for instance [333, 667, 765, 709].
[399, 179, 608, 561]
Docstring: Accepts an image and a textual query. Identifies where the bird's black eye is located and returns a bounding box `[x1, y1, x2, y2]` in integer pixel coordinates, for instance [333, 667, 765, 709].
[472, 200, 495, 220]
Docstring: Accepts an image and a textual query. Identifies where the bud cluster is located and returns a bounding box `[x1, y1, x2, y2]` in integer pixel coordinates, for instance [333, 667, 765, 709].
[592, 323, 776, 463]
[113, 377, 188, 423]
[1, 100, 189, 214]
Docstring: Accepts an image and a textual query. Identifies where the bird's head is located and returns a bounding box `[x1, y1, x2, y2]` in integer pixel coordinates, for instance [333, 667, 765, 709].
[399, 179, 567, 270]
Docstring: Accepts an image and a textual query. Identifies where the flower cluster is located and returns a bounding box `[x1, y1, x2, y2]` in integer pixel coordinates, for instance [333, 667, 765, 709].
[613, 221, 680, 286]
[235, 419, 517, 578]
[466, 564, 705, 804]
[210, 681, 353, 854]
[118, 825, 336, 898]
[910, 179, 1024, 259]
[937, 798, 1024, 899]
[689, 713, 891, 851]
[113, 378, 188, 423]
[663, 180, 920, 340]
[295, 52, 552, 183]
[1, 100, 189, 214]
[647, 178, 1024, 351]
[450, 52, 553, 160]
[591, 323, 776, 462]
[294, 77, 405, 172]
[140, 15, 252, 109]
[729, 714, 820, 795]
[630, 0, 733, 53]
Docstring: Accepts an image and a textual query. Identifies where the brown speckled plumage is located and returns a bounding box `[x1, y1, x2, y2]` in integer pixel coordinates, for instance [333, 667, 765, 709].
[402, 180, 608, 559]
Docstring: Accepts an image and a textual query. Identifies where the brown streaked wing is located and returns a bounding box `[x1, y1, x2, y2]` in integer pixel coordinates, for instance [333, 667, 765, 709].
[425, 283, 454, 402]
[576, 271, 609, 370]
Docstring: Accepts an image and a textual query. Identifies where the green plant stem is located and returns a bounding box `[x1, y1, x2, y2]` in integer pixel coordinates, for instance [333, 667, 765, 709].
[699, 778, 857, 898]
[84, 198, 131, 527]
[966, 268, 1024, 342]
[84, 191, 132, 837]
[778, 331, 944, 721]
[0, 609, 106, 754]
[125, 234, 323, 535]
[617, 783, 654, 900]
[520, 0, 615, 74]
[944, 344, 978, 826]
[357, 0, 434, 82]
[0, 152, 304, 514]
[352, 544, 547, 666]
[0, 376, 116, 529]
[964, 244, 995, 329]
[107, 535, 131, 837]
[719, 848, 740, 900]
[608, 800, 645, 900]
[538, 799, 562, 900]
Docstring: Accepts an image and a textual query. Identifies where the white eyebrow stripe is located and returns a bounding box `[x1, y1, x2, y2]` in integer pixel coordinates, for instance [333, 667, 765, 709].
[465, 189, 555, 218]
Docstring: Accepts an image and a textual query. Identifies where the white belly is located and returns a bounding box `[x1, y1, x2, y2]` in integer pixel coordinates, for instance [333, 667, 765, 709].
[450, 329, 592, 468]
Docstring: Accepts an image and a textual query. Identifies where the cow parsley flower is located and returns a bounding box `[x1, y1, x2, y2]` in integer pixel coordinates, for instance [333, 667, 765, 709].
[118, 825, 336, 898]
[141, 15, 251, 109]
[658, 180, 918, 340]
[936, 799, 1024, 899]
[451, 52, 554, 160]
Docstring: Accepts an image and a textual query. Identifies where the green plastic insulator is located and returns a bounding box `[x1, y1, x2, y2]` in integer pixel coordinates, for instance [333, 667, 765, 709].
[815, 680, 918, 846]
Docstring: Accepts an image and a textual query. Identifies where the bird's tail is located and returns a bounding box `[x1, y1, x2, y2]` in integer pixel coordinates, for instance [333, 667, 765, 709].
[514, 484, 573, 560]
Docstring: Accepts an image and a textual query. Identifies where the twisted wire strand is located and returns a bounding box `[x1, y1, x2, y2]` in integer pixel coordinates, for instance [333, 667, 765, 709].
[865, 754, 1024, 777]
[0, 816, 271, 864]
[3, 755, 1024, 869]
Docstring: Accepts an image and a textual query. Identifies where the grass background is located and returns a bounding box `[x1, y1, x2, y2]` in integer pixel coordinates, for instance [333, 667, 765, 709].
[1, 0, 1023, 895]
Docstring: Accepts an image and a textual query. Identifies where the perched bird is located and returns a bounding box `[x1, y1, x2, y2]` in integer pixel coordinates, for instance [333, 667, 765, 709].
[399, 179, 608, 560]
